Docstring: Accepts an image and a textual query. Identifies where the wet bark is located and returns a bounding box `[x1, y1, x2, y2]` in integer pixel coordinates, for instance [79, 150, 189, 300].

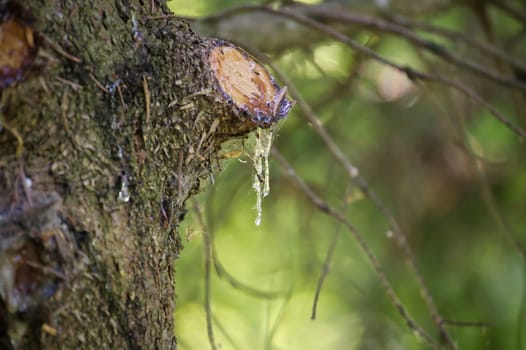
[0, 1, 269, 349]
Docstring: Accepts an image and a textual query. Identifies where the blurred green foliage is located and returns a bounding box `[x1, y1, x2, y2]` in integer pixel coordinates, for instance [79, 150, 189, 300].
[169, 1, 526, 349]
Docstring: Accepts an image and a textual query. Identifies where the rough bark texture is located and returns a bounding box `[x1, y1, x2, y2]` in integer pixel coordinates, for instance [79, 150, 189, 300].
[0, 1, 271, 349]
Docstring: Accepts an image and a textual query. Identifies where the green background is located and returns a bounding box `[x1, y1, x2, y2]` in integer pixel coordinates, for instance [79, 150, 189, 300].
[169, 1, 526, 349]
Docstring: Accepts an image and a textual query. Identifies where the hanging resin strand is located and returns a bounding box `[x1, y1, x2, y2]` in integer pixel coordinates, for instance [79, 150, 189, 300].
[253, 125, 274, 226]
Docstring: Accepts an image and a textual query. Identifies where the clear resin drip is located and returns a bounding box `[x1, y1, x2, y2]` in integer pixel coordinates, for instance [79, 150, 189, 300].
[253, 126, 274, 226]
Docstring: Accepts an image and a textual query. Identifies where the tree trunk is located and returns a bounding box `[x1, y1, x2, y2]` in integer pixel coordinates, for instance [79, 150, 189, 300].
[0, 1, 288, 349]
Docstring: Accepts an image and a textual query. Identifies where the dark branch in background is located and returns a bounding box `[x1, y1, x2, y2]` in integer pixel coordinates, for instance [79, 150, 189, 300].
[419, 56, 526, 347]
[211, 246, 287, 299]
[442, 319, 491, 328]
[299, 7, 526, 92]
[193, 190, 289, 350]
[212, 315, 243, 350]
[490, 0, 526, 25]
[196, 3, 526, 91]
[311, 184, 352, 320]
[311, 48, 367, 112]
[266, 7, 526, 140]
[184, 1, 526, 348]
[518, 258, 526, 350]
[264, 295, 292, 350]
[193, 3, 526, 139]
[478, 167, 526, 256]
[423, 84, 526, 260]
[271, 149, 438, 349]
[193, 199, 219, 350]
[266, 61, 457, 349]
[384, 13, 526, 73]
[419, 81, 525, 258]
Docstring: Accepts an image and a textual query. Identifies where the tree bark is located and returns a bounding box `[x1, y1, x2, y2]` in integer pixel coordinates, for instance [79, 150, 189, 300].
[0, 1, 287, 349]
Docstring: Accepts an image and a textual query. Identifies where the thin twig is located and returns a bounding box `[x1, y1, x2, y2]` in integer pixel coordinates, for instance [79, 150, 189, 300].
[143, 76, 151, 125]
[88, 73, 109, 94]
[146, 14, 179, 21]
[264, 292, 293, 350]
[212, 314, 243, 350]
[310, 221, 340, 321]
[427, 80, 526, 258]
[268, 65, 456, 349]
[197, 3, 526, 92]
[24, 260, 67, 280]
[204, 231, 218, 350]
[476, 162, 526, 256]
[303, 8, 526, 92]
[212, 244, 286, 299]
[208, 5, 526, 140]
[442, 319, 491, 328]
[311, 55, 364, 112]
[205, 184, 287, 299]
[177, 150, 184, 200]
[55, 76, 83, 91]
[45, 36, 82, 63]
[422, 79, 526, 259]
[193, 199, 219, 350]
[272, 148, 438, 348]
[268, 7, 526, 140]
[517, 257, 526, 350]
[311, 184, 352, 320]
[490, 0, 526, 24]
[385, 13, 526, 73]
[199, 3, 525, 139]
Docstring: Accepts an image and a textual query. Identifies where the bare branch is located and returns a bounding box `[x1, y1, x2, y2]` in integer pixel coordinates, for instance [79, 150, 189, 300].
[195, 4, 526, 92]
[490, 0, 526, 24]
[443, 319, 491, 328]
[476, 163, 526, 256]
[212, 244, 287, 299]
[302, 7, 526, 92]
[268, 7, 526, 140]
[272, 148, 438, 348]
[385, 13, 526, 73]
[267, 63, 456, 349]
[517, 259, 526, 350]
[195, 3, 526, 139]
[311, 185, 352, 320]
[193, 199, 219, 350]
[212, 315, 243, 350]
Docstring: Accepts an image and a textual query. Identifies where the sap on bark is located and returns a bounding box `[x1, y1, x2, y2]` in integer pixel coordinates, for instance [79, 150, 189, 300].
[0, 1, 39, 89]
[208, 41, 294, 224]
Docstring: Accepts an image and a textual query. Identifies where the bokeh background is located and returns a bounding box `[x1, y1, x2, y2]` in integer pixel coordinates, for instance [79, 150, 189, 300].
[168, 1, 526, 349]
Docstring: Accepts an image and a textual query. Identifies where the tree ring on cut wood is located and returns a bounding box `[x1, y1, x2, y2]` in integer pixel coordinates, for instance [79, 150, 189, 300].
[208, 41, 292, 129]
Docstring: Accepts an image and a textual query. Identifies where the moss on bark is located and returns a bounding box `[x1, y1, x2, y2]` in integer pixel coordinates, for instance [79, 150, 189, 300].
[0, 1, 281, 349]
